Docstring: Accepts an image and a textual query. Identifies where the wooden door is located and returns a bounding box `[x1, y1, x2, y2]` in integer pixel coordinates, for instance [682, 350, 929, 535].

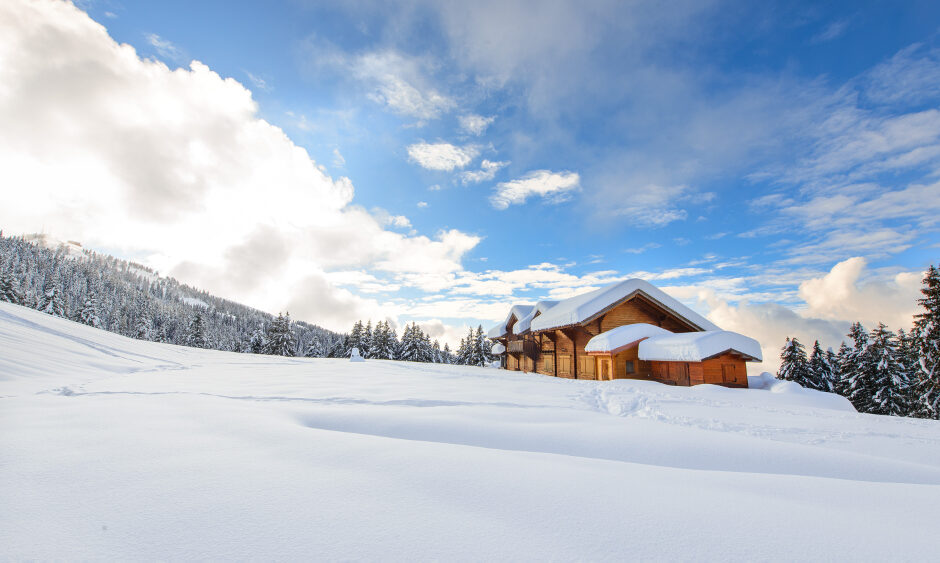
[670, 363, 690, 386]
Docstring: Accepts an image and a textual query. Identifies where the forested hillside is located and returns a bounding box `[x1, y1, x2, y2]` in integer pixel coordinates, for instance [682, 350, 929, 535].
[0, 232, 342, 356]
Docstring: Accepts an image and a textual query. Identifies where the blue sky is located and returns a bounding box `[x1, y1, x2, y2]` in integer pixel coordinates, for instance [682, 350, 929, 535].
[1, 0, 939, 370]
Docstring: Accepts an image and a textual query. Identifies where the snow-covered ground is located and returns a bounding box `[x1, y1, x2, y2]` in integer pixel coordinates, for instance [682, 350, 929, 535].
[2, 302, 940, 560]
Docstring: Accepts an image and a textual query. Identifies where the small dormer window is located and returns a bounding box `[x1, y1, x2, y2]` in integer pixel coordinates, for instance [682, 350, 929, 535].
[624, 360, 635, 374]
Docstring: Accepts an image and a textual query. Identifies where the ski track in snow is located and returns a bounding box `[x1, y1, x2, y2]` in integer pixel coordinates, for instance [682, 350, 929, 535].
[2, 301, 940, 560]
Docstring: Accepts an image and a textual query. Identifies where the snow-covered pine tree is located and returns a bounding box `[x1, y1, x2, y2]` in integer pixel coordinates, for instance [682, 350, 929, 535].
[361, 320, 374, 359]
[834, 341, 852, 396]
[807, 340, 832, 392]
[186, 311, 210, 349]
[418, 330, 433, 363]
[867, 323, 909, 416]
[897, 329, 920, 415]
[134, 295, 153, 341]
[777, 337, 812, 387]
[913, 265, 940, 419]
[455, 336, 468, 365]
[844, 322, 875, 413]
[38, 272, 66, 317]
[0, 267, 21, 304]
[79, 291, 101, 328]
[431, 340, 442, 363]
[398, 323, 421, 362]
[347, 321, 364, 358]
[248, 325, 266, 354]
[441, 343, 452, 364]
[264, 313, 295, 356]
[304, 334, 326, 358]
[474, 325, 494, 367]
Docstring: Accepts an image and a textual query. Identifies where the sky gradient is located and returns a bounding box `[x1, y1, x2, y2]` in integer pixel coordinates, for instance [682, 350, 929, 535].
[1, 0, 939, 372]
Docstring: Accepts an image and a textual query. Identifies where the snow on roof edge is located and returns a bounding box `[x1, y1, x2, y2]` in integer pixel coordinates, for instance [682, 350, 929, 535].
[638, 330, 763, 363]
[584, 324, 674, 353]
[486, 304, 535, 338]
[529, 279, 719, 333]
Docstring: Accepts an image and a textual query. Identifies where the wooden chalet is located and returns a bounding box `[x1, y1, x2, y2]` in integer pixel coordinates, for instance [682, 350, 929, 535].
[488, 279, 761, 388]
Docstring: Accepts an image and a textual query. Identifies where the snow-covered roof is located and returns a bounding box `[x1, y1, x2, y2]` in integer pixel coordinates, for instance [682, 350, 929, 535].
[486, 304, 535, 338]
[491, 342, 506, 354]
[638, 330, 763, 362]
[529, 279, 720, 333]
[512, 300, 560, 334]
[584, 324, 673, 354]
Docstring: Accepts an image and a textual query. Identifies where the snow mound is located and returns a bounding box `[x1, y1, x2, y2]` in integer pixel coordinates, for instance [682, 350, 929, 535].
[747, 372, 856, 412]
[638, 330, 762, 362]
[584, 323, 672, 353]
[349, 347, 365, 362]
[530, 279, 720, 333]
[491, 342, 506, 354]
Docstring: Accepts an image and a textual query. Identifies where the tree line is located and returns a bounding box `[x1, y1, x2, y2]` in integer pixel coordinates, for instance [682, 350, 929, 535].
[777, 264, 940, 419]
[0, 232, 498, 367]
[0, 232, 342, 356]
[329, 319, 496, 366]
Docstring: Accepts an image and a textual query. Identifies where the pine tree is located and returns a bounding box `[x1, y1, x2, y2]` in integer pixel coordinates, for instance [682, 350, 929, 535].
[431, 340, 442, 363]
[0, 268, 21, 304]
[264, 313, 295, 356]
[913, 265, 940, 418]
[806, 340, 832, 392]
[305, 335, 326, 358]
[248, 325, 266, 354]
[38, 273, 65, 317]
[361, 320, 373, 359]
[134, 295, 153, 341]
[777, 337, 812, 387]
[441, 343, 452, 364]
[864, 324, 908, 416]
[398, 323, 422, 362]
[842, 322, 877, 412]
[186, 311, 210, 349]
[897, 329, 920, 416]
[347, 320, 364, 358]
[834, 341, 852, 396]
[79, 292, 101, 328]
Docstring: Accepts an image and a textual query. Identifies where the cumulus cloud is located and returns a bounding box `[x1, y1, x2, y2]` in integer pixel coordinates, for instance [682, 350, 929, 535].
[0, 0, 479, 332]
[309, 43, 455, 122]
[490, 170, 580, 209]
[664, 258, 925, 375]
[458, 114, 495, 136]
[407, 142, 479, 171]
[459, 159, 509, 184]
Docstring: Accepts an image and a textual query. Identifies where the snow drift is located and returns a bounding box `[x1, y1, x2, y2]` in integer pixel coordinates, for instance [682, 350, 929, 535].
[1, 301, 939, 560]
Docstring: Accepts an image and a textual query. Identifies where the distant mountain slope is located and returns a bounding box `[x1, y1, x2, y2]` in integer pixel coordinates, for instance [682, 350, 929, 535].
[2, 302, 940, 560]
[0, 232, 342, 355]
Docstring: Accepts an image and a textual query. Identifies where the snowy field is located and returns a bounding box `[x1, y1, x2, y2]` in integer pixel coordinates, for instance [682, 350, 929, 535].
[2, 302, 940, 561]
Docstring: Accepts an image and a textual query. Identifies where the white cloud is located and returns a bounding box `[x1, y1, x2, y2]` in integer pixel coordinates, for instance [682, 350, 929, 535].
[459, 159, 509, 184]
[244, 71, 270, 92]
[145, 33, 183, 62]
[407, 142, 479, 171]
[417, 201, 428, 208]
[458, 114, 495, 136]
[490, 170, 580, 209]
[604, 183, 691, 227]
[313, 46, 455, 122]
[663, 258, 925, 375]
[0, 0, 480, 332]
[332, 148, 346, 167]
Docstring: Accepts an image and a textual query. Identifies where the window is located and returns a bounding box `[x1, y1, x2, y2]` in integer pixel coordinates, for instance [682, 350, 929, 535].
[624, 360, 635, 374]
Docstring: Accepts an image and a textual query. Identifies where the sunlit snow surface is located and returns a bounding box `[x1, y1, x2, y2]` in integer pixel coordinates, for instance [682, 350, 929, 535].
[2, 302, 940, 560]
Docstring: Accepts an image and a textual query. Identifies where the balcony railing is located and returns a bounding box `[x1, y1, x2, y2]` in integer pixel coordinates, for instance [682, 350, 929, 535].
[507, 339, 539, 358]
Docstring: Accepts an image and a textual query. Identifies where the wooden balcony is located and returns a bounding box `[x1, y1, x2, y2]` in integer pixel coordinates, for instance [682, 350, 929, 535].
[507, 339, 539, 358]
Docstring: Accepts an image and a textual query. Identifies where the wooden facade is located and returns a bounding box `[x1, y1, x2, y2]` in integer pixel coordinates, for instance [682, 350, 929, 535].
[494, 291, 753, 389]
